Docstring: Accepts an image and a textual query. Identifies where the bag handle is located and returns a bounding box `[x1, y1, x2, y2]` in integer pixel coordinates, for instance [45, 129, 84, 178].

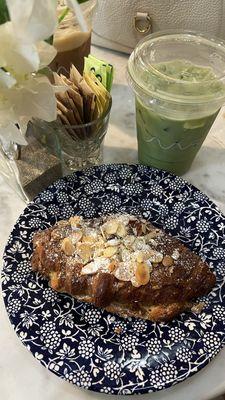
[134, 12, 151, 34]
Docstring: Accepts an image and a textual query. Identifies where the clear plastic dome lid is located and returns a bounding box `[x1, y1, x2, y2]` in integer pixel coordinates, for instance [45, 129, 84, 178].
[128, 30, 225, 104]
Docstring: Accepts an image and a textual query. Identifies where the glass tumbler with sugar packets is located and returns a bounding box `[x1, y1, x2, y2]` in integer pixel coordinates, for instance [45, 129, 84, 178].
[53, 96, 112, 174]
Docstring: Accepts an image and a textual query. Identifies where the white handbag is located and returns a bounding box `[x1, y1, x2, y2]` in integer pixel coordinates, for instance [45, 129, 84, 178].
[93, 0, 225, 53]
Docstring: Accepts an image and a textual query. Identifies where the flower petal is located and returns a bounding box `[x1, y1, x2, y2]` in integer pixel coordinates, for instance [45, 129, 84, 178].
[0, 97, 15, 127]
[0, 69, 16, 88]
[7, 0, 58, 42]
[0, 22, 40, 74]
[37, 41, 57, 68]
[0, 123, 27, 145]
[8, 75, 57, 122]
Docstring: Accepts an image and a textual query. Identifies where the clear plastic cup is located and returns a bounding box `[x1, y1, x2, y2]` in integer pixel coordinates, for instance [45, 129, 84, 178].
[128, 30, 225, 175]
[51, 0, 97, 75]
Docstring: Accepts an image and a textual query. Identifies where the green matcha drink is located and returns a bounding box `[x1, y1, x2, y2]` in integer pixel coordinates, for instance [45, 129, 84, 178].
[128, 32, 225, 175]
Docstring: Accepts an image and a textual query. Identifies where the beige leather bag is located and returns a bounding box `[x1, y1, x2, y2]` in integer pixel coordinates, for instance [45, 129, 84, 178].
[93, 0, 225, 53]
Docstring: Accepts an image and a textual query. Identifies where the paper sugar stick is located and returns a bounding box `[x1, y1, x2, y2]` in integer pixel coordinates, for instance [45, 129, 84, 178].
[55, 72, 85, 123]
[67, 86, 84, 121]
[84, 72, 110, 118]
[84, 55, 114, 91]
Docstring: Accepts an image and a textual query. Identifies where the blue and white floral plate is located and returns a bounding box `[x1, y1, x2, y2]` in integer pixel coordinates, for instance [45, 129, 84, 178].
[2, 164, 225, 395]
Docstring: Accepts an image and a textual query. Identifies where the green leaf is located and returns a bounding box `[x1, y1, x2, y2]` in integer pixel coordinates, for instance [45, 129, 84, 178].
[77, 0, 90, 3]
[0, 0, 9, 25]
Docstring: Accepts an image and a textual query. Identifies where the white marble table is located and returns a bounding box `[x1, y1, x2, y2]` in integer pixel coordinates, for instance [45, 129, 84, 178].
[1, 46, 225, 400]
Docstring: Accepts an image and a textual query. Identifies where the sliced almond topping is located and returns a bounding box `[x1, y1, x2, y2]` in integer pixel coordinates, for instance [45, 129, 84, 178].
[82, 235, 95, 245]
[50, 272, 59, 290]
[145, 230, 159, 240]
[148, 239, 157, 247]
[106, 238, 121, 246]
[141, 223, 147, 234]
[114, 326, 123, 334]
[104, 220, 118, 235]
[114, 263, 134, 281]
[61, 237, 75, 256]
[172, 249, 180, 260]
[51, 230, 63, 240]
[136, 252, 144, 263]
[134, 262, 150, 286]
[77, 243, 93, 261]
[116, 223, 127, 238]
[69, 216, 82, 227]
[57, 220, 68, 227]
[131, 277, 142, 287]
[103, 246, 118, 258]
[71, 231, 83, 244]
[100, 226, 106, 240]
[81, 261, 99, 275]
[94, 246, 104, 257]
[123, 235, 135, 248]
[191, 302, 205, 314]
[108, 261, 117, 272]
[148, 250, 163, 263]
[162, 255, 173, 267]
[121, 248, 131, 262]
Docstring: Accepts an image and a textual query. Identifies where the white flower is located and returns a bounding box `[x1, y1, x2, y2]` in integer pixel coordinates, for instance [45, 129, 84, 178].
[198, 313, 212, 329]
[41, 330, 61, 350]
[57, 343, 76, 359]
[59, 313, 74, 328]
[7, 298, 22, 315]
[203, 332, 221, 357]
[42, 288, 58, 303]
[0, 0, 57, 74]
[65, 369, 92, 389]
[0, 0, 60, 143]
[1, 271, 10, 285]
[213, 247, 225, 259]
[100, 387, 113, 394]
[196, 219, 210, 233]
[132, 319, 147, 333]
[83, 307, 102, 324]
[165, 216, 179, 230]
[120, 334, 139, 351]
[146, 338, 162, 355]
[49, 360, 63, 372]
[113, 320, 127, 334]
[213, 305, 225, 321]
[141, 198, 153, 211]
[20, 311, 38, 328]
[78, 338, 95, 359]
[104, 361, 121, 380]
[176, 346, 192, 362]
[169, 327, 186, 342]
[217, 262, 225, 276]
[123, 183, 143, 196]
[150, 363, 177, 389]
[0, 74, 58, 142]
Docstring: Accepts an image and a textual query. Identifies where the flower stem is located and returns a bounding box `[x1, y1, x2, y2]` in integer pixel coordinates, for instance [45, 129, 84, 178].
[66, 0, 88, 32]
[58, 6, 70, 23]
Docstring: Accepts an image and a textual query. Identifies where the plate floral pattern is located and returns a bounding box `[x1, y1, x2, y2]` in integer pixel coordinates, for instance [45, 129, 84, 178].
[2, 164, 225, 395]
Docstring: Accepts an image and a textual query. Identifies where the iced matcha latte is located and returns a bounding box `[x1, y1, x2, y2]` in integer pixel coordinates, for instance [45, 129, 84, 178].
[128, 32, 225, 175]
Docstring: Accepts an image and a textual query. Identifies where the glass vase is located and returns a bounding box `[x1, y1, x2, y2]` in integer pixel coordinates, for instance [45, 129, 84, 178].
[50, 0, 97, 75]
[0, 120, 63, 203]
